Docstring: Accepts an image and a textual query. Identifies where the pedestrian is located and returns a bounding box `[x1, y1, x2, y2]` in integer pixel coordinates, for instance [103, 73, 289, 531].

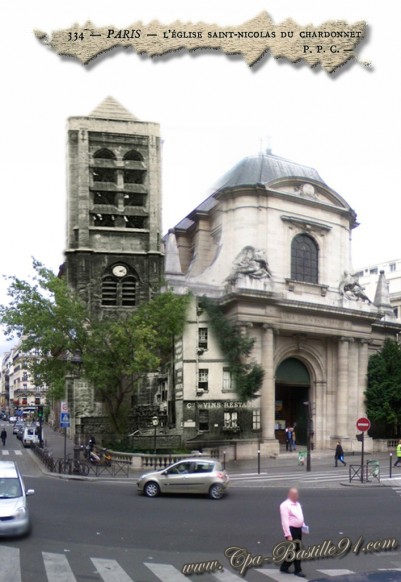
[279, 487, 307, 577]
[292, 429, 297, 451]
[334, 440, 346, 467]
[1, 428, 7, 447]
[394, 440, 401, 467]
[286, 427, 293, 452]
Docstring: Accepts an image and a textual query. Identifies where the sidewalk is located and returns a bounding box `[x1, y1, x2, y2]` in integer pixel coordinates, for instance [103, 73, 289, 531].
[42, 424, 75, 460]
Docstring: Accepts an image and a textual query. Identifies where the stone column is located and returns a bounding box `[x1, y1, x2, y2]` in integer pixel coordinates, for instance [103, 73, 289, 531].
[358, 340, 369, 418]
[336, 337, 349, 438]
[261, 324, 275, 441]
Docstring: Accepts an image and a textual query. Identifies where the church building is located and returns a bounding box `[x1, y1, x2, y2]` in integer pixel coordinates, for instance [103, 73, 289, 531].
[165, 151, 401, 455]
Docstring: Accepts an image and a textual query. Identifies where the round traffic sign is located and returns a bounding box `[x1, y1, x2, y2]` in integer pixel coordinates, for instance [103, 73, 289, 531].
[356, 417, 371, 432]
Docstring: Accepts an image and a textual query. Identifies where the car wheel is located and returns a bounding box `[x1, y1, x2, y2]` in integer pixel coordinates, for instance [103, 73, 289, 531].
[144, 481, 160, 498]
[209, 483, 225, 500]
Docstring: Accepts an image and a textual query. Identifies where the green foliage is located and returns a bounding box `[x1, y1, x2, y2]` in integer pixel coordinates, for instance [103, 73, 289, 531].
[199, 297, 264, 401]
[0, 259, 190, 433]
[366, 339, 401, 434]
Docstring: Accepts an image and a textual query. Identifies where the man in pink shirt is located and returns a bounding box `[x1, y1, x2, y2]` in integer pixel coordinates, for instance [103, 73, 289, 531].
[279, 487, 306, 577]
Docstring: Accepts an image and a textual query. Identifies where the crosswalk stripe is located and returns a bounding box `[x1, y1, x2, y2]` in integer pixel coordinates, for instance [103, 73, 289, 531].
[317, 569, 355, 576]
[145, 562, 188, 581]
[1, 450, 10, 455]
[212, 569, 244, 580]
[42, 552, 77, 582]
[91, 558, 134, 582]
[256, 569, 309, 581]
[0, 546, 21, 582]
[15, 451, 23, 456]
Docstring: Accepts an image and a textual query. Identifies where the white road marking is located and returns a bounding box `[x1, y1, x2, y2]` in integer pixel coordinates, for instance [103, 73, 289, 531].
[15, 450, 23, 456]
[145, 562, 189, 581]
[91, 558, 134, 582]
[1, 450, 9, 455]
[256, 569, 310, 581]
[317, 569, 355, 576]
[42, 552, 77, 582]
[0, 546, 21, 582]
[212, 569, 245, 580]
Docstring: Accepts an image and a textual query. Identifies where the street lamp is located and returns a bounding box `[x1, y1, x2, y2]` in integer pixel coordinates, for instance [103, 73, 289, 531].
[152, 415, 159, 458]
[303, 401, 312, 472]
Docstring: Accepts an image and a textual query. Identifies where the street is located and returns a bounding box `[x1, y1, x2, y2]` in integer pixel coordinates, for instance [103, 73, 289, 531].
[2, 426, 401, 581]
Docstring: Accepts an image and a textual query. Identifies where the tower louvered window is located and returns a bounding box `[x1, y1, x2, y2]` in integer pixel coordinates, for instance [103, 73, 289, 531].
[101, 276, 118, 306]
[121, 277, 137, 306]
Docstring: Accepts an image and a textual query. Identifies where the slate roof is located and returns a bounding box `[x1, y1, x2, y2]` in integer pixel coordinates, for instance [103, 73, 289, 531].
[174, 152, 326, 231]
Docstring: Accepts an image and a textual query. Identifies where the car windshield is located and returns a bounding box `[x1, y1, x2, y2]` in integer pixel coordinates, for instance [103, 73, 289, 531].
[0, 478, 23, 499]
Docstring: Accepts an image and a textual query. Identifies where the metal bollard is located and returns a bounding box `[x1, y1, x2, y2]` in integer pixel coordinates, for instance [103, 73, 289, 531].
[223, 450, 226, 470]
[257, 449, 261, 475]
[390, 452, 393, 479]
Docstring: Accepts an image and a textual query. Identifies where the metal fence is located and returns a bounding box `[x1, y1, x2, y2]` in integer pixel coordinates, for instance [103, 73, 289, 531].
[349, 462, 380, 484]
[31, 445, 130, 478]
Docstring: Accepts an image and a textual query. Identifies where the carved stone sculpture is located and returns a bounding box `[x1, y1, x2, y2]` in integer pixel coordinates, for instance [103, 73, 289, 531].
[339, 271, 371, 303]
[227, 246, 272, 284]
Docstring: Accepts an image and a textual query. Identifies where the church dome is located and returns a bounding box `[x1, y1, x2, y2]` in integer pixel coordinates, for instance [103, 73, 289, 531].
[214, 152, 326, 191]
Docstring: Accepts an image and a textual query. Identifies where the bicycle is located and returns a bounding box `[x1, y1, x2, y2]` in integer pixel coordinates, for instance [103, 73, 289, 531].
[60, 457, 90, 476]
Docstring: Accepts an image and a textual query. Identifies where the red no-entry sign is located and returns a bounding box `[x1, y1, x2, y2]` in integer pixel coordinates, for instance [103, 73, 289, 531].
[356, 417, 371, 432]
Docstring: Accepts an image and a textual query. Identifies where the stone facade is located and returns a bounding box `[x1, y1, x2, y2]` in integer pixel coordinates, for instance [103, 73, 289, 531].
[164, 152, 401, 455]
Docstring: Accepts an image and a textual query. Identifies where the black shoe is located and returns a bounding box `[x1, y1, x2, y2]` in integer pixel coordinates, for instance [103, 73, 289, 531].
[294, 572, 306, 578]
[280, 567, 290, 573]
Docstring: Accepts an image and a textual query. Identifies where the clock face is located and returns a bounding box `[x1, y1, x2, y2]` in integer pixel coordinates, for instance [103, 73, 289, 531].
[112, 265, 128, 278]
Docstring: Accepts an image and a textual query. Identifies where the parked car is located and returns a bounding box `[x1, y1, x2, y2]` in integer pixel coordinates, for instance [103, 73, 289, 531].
[137, 458, 229, 500]
[16, 425, 25, 440]
[0, 461, 35, 536]
[13, 421, 25, 435]
[8, 416, 17, 424]
[22, 426, 40, 448]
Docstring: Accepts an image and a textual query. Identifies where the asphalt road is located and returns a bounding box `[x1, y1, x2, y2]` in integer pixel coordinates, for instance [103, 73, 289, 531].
[1, 425, 401, 582]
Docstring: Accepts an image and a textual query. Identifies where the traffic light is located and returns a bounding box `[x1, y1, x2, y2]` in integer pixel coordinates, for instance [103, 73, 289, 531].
[37, 405, 44, 419]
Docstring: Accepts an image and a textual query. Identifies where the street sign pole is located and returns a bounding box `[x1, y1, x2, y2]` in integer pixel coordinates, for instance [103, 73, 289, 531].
[356, 417, 371, 484]
[64, 427, 67, 463]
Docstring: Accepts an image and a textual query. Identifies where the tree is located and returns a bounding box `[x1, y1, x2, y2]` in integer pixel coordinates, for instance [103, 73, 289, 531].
[366, 339, 401, 436]
[199, 296, 264, 401]
[0, 260, 190, 433]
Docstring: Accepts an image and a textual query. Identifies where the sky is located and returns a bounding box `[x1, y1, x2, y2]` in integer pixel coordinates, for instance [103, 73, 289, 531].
[0, 0, 400, 355]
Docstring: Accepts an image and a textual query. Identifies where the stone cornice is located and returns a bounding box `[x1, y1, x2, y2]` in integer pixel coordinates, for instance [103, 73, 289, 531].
[281, 215, 332, 232]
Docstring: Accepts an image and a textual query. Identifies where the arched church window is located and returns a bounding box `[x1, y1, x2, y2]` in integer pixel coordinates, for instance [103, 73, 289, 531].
[123, 149, 143, 161]
[93, 148, 116, 160]
[291, 234, 318, 284]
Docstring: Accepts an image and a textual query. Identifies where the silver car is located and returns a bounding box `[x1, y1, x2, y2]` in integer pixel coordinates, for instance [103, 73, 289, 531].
[0, 461, 35, 536]
[137, 458, 229, 500]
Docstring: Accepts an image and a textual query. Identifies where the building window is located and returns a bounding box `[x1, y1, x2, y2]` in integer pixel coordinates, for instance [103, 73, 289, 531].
[370, 267, 378, 275]
[198, 369, 209, 391]
[291, 234, 318, 284]
[252, 409, 261, 430]
[123, 149, 144, 162]
[93, 148, 116, 160]
[124, 193, 146, 207]
[92, 168, 117, 183]
[35, 397, 41, 405]
[222, 368, 235, 392]
[101, 276, 118, 306]
[394, 307, 399, 319]
[125, 216, 147, 229]
[198, 328, 208, 350]
[390, 263, 397, 272]
[224, 411, 238, 429]
[198, 410, 209, 431]
[123, 169, 146, 184]
[93, 191, 117, 205]
[354, 271, 364, 278]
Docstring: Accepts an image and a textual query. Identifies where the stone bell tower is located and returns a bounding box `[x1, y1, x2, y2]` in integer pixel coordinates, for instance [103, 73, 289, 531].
[65, 97, 163, 317]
